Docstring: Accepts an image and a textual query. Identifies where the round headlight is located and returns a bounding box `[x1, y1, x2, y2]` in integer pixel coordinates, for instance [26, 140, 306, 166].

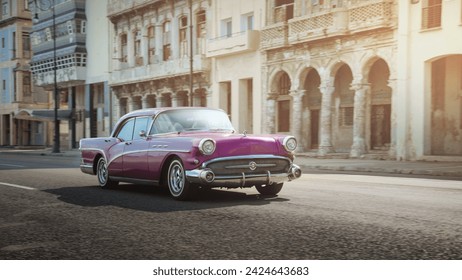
[199, 138, 216, 155]
[283, 136, 297, 152]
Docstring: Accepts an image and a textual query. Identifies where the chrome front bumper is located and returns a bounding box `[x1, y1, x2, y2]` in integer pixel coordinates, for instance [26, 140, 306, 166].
[185, 164, 302, 188]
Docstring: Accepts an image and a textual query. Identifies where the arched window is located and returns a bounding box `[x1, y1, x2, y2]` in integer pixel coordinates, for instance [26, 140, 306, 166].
[147, 26, 156, 64]
[277, 72, 291, 132]
[120, 33, 127, 63]
[163, 21, 171, 61]
[179, 16, 188, 57]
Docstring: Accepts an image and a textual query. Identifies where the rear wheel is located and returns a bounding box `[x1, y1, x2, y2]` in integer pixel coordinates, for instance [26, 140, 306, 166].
[167, 158, 194, 200]
[256, 183, 283, 196]
[96, 157, 118, 189]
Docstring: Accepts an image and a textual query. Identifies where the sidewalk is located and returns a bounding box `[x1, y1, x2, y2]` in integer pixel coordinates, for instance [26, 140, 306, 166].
[1, 147, 462, 178]
[294, 156, 462, 178]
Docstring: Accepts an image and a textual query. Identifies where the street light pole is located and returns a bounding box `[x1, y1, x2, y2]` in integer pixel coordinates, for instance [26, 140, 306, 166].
[189, 0, 193, 107]
[51, 2, 60, 153]
[33, 0, 59, 153]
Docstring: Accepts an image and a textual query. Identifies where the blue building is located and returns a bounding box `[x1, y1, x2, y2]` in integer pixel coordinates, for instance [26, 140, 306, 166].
[0, 0, 48, 147]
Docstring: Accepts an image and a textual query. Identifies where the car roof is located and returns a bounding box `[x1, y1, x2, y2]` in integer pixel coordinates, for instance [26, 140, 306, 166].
[121, 107, 224, 119]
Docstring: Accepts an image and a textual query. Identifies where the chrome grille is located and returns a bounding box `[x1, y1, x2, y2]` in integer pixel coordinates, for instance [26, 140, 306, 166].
[204, 156, 291, 176]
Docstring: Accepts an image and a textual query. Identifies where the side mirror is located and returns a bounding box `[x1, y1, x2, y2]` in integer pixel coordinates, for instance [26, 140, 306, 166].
[139, 130, 147, 138]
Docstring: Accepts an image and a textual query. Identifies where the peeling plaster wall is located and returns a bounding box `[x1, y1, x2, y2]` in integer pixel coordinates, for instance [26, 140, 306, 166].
[431, 56, 462, 155]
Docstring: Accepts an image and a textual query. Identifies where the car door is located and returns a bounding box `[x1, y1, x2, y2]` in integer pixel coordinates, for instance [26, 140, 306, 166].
[107, 118, 135, 178]
[122, 116, 151, 180]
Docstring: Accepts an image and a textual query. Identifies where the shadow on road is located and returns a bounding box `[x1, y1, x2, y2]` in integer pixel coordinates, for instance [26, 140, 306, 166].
[44, 184, 289, 213]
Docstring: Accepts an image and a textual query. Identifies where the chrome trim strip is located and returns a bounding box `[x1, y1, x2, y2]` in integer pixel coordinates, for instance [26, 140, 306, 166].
[107, 148, 190, 167]
[224, 163, 277, 169]
[109, 176, 160, 186]
[186, 164, 301, 188]
[80, 164, 94, 175]
[202, 154, 291, 168]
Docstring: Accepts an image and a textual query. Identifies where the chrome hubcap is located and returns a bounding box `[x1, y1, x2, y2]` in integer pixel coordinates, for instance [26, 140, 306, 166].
[98, 160, 107, 184]
[169, 162, 184, 195]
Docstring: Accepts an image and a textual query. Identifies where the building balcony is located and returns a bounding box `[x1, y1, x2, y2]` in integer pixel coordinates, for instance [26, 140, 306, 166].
[206, 30, 260, 58]
[107, 0, 162, 18]
[261, 0, 394, 50]
[261, 22, 288, 50]
[109, 54, 209, 86]
[32, 34, 86, 55]
[32, 66, 86, 88]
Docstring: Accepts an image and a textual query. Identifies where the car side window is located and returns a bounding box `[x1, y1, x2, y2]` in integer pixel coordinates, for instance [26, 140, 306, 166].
[150, 113, 175, 134]
[133, 117, 150, 140]
[116, 119, 135, 141]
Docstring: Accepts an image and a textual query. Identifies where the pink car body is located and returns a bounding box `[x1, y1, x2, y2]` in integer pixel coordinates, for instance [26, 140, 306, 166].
[79, 107, 301, 200]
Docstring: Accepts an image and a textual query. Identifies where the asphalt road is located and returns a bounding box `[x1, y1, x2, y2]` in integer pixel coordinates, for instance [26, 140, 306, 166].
[0, 153, 461, 260]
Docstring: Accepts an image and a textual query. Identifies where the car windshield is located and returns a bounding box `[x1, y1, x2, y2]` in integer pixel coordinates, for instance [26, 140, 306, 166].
[150, 109, 234, 135]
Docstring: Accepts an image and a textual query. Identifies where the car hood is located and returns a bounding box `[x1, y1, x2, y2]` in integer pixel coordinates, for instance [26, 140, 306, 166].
[182, 131, 283, 157]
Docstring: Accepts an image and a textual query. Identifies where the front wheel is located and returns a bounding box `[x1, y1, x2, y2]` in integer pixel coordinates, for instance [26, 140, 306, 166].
[167, 159, 194, 200]
[256, 183, 283, 196]
[96, 157, 118, 189]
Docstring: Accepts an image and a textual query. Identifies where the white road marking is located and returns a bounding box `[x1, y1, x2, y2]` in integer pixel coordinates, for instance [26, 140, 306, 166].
[0, 182, 36, 191]
[0, 163, 25, 168]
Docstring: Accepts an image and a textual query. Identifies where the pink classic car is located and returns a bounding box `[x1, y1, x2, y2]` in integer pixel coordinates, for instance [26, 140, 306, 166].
[79, 107, 301, 200]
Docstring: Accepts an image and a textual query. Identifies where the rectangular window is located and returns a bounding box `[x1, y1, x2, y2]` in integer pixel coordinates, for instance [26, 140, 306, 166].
[81, 20, 86, 34]
[12, 32, 16, 58]
[241, 13, 254, 32]
[274, 0, 294, 22]
[422, 0, 442, 29]
[23, 72, 31, 96]
[134, 30, 142, 65]
[221, 18, 232, 38]
[148, 26, 155, 64]
[277, 100, 291, 132]
[2, 1, 8, 15]
[67, 21, 74, 34]
[121, 34, 127, 63]
[22, 33, 30, 58]
[163, 44, 171, 61]
[163, 21, 171, 61]
[339, 107, 354, 127]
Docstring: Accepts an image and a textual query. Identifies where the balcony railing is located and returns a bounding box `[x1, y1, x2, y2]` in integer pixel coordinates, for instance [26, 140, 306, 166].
[206, 30, 260, 58]
[261, 0, 394, 50]
[32, 66, 86, 87]
[107, 0, 162, 18]
[109, 54, 209, 86]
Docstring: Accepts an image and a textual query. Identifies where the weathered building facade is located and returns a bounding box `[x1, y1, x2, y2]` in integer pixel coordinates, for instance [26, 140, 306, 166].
[261, 0, 396, 156]
[206, 0, 265, 134]
[107, 0, 211, 126]
[29, 0, 88, 149]
[0, 0, 48, 147]
[399, 0, 462, 159]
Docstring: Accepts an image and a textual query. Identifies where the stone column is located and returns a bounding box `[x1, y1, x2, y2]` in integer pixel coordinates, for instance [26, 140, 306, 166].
[350, 83, 370, 158]
[387, 78, 397, 159]
[171, 92, 179, 107]
[318, 84, 335, 156]
[290, 89, 305, 152]
[142, 94, 150, 109]
[128, 96, 140, 112]
[156, 93, 164, 108]
[155, 24, 163, 62]
[266, 92, 278, 134]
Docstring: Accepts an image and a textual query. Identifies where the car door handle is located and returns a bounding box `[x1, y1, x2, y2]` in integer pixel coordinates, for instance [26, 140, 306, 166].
[125, 142, 132, 145]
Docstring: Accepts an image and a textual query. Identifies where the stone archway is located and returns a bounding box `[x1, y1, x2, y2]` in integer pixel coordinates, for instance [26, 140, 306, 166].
[302, 68, 322, 150]
[368, 58, 391, 151]
[333, 64, 354, 152]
